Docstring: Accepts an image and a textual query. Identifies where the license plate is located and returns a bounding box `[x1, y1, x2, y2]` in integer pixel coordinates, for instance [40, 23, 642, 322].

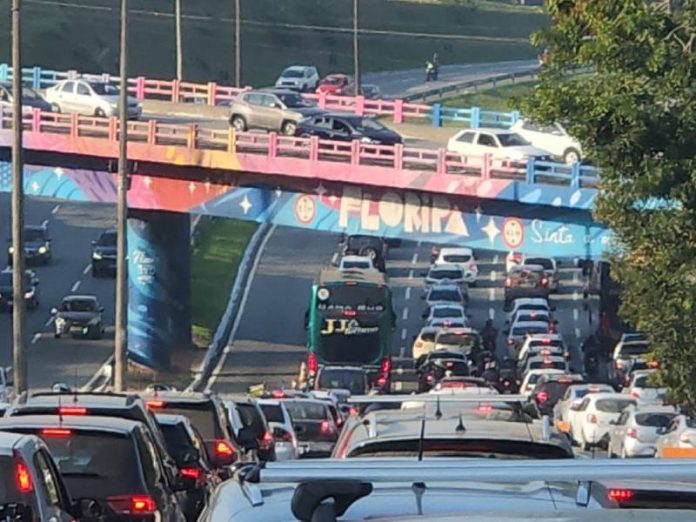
[299, 443, 310, 453]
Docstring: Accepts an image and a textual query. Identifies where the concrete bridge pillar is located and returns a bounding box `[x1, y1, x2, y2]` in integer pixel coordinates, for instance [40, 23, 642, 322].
[127, 209, 192, 369]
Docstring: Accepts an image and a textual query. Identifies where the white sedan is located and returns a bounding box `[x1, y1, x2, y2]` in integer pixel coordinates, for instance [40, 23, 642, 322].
[422, 303, 468, 327]
[509, 119, 583, 164]
[432, 247, 478, 284]
[566, 392, 636, 450]
[447, 128, 552, 164]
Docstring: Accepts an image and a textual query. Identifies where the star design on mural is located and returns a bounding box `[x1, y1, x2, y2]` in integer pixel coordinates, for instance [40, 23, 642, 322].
[188, 182, 196, 194]
[54, 167, 64, 179]
[31, 181, 39, 194]
[482, 217, 500, 244]
[328, 194, 338, 204]
[474, 206, 483, 223]
[142, 176, 152, 189]
[240, 195, 252, 215]
[315, 183, 327, 197]
[275, 188, 283, 199]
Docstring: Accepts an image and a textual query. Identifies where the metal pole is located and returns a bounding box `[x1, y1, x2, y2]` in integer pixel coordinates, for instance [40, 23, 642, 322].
[235, 0, 241, 88]
[353, 0, 360, 95]
[175, 0, 182, 80]
[11, 0, 26, 395]
[114, 0, 129, 391]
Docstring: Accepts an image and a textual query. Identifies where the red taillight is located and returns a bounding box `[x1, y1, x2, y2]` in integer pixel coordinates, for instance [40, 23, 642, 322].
[626, 428, 638, 439]
[145, 400, 165, 409]
[343, 310, 357, 317]
[380, 357, 392, 374]
[477, 405, 492, 413]
[15, 460, 33, 493]
[630, 390, 640, 399]
[587, 413, 597, 424]
[108, 495, 157, 514]
[180, 467, 201, 480]
[541, 338, 551, 345]
[541, 277, 549, 286]
[214, 440, 234, 457]
[271, 389, 286, 399]
[536, 391, 548, 403]
[608, 489, 634, 502]
[349, 406, 358, 416]
[41, 428, 72, 437]
[59, 406, 87, 415]
[260, 431, 274, 450]
[426, 374, 434, 383]
[505, 277, 512, 286]
[320, 420, 335, 436]
[540, 349, 551, 356]
[308, 353, 318, 375]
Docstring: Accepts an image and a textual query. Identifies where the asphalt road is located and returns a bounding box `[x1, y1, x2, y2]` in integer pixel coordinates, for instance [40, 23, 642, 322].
[0, 194, 115, 389]
[208, 226, 597, 394]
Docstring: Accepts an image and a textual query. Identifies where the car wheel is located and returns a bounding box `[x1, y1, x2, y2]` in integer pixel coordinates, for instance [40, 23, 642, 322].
[230, 115, 247, 132]
[51, 103, 62, 113]
[563, 148, 581, 165]
[54, 332, 61, 339]
[95, 107, 107, 118]
[281, 121, 297, 136]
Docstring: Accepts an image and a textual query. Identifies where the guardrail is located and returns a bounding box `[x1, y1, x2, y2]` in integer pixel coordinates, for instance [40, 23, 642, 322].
[0, 107, 599, 190]
[0, 64, 518, 128]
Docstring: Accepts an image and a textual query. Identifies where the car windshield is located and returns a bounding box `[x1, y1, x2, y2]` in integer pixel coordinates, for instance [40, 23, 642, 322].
[354, 118, 387, 132]
[317, 369, 367, 394]
[433, 306, 463, 318]
[443, 254, 471, 263]
[342, 261, 370, 269]
[97, 232, 116, 246]
[635, 412, 675, 428]
[282, 69, 305, 78]
[322, 76, 344, 85]
[436, 333, 477, 349]
[24, 228, 45, 241]
[61, 299, 96, 312]
[428, 288, 461, 301]
[497, 133, 530, 147]
[347, 439, 570, 459]
[260, 404, 284, 424]
[430, 269, 463, 280]
[595, 399, 635, 413]
[276, 92, 308, 108]
[525, 258, 553, 269]
[90, 83, 118, 95]
[284, 401, 329, 421]
[620, 342, 651, 356]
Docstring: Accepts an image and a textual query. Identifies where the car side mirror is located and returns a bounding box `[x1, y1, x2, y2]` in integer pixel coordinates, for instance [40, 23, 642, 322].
[74, 498, 102, 519]
[50, 307, 58, 315]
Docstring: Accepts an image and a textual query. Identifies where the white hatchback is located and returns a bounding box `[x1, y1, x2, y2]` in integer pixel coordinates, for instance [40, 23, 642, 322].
[447, 128, 552, 164]
[510, 119, 583, 164]
[433, 247, 478, 284]
[566, 392, 636, 450]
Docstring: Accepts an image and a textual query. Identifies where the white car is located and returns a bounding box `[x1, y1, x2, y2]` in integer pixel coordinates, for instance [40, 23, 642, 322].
[553, 383, 614, 432]
[506, 251, 524, 273]
[447, 128, 552, 164]
[566, 392, 636, 450]
[509, 310, 551, 332]
[610, 334, 651, 382]
[433, 328, 481, 355]
[422, 303, 468, 327]
[428, 318, 468, 329]
[624, 370, 667, 404]
[44, 79, 142, 119]
[412, 326, 442, 359]
[424, 264, 467, 287]
[257, 399, 299, 461]
[607, 404, 677, 459]
[519, 369, 565, 398]
[275, 65, 320, 92]
[519, 355, 568, 378]
[423, 283, 467, 307]
[510, 119, 583, 164]
[506, 298, 551, 323]
[507, 321, 550, 352]
[338, 255, 376, 271]
[432, 247, 478, 284]
[654, 414, 696, 458]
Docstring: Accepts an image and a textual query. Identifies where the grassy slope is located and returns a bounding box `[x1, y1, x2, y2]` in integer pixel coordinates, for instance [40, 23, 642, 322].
[444, 80, 537, 111]
[0, 0, 546, 86]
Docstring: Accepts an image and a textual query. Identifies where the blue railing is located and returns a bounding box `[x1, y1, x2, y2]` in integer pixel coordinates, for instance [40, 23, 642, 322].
[432, 102, 520, 129]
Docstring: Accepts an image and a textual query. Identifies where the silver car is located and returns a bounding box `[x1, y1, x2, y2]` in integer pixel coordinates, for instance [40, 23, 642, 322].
[228, 89, 324, 135]
[44, 79, 142, 119]
[607, 405, 677, 458]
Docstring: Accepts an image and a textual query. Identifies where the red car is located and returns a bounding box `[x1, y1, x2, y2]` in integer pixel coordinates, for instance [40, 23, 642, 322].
[316, 74, 354, 95]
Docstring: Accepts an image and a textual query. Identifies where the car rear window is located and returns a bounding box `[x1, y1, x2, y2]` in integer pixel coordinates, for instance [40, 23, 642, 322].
[430, 269, 463, 280]
[159, 423, 194, 463]
[634, 375, 660, 389]
[259, 404, 284, 424]
[284, 401, 329, 421]
[428, 289, 460, 302]
[513, 325, 548, 336]
[436, 333, 477, 349]
[420, 331, 436, 342]
[317, 369, 367, 394]
[31, 430, 142, 498]
[442, 255, 471, 263]
[635, 413, 675, 428]
[595, 399, 635, 413]
[433, 307, 462, 318]
[236, 403, 267, 436]
[619, 342, 651, 356]
[525, 258, 553, 269]
[530, 361, 566, 371]
[156, 402, 223, 440]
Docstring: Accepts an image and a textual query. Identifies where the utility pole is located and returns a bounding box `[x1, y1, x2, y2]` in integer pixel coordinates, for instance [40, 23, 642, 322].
[353, 0, 360, 95]
[114, 0, 129, 391]
[11, 0, 26, 395]
[175, 0, 182, 80]
[235, 0, 241, 88]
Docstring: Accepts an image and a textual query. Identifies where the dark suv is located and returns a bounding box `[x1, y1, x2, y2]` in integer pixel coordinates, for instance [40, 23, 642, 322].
[0, 415, 187, 521]
[504, 264, 551, 310]
[529, 373, 586, 417]
[226, 399, 276, 462]
[341, 235, 387, 272]
[91, 229, 117, 277]
[7, 225, 52, 266]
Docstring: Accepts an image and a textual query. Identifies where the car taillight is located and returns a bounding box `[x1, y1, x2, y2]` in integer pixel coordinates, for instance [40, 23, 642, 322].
[41, 428, 72, 437]
[626, 428, 638, 439]
[426, 374, 434, 383]
[15, 460, 33, 493]
[608, 489, 634, 502]
[271, 389, 286, 399]
[380, 356, 391, 375]
[536, 391, 548, 403]
[630, 390, 640, 399]
[59, 406, 87, 415]
[541, 277, 549, 286]
[145, 400, 165, 409]
[308, 353, 318, 375]
[343, 310, 357, 317]
[107, 495, 156, 515]
[260, 431, 274, 450]
[214, 440, 234, 458]
[477, 405, 492, 413]
[505, 277, 512, 286]
[320, 420, 335, 436]
[587, 413, 597, 424]
[180, 467, 201, 480]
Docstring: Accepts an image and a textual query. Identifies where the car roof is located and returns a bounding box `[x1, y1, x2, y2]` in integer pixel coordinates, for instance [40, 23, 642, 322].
[511, 321, 549, 329]
[512, 298, 549, 306]
[431, 302, 464, 309]
[526, 333, 563, 341]
[318, 268, 386, 286]
[435, 327, 477, 336]
[523, 369, 565, 380]
[283, 65, 313, 71]
[341, 255, 372, 262]
[14, 391, 142, 409]
[438, 247, 474, 256]
[528, 355, 565, 362]
[428, 284, 461, 292]
[319, 366, 367, 373]
[585, 392, 634, 402]
[141, 391, 215, 404]
[0, 431, 34, 455]
[513, 264, 545, 272]
[0, 414, 142, 433]
[459, 128, 515, 136]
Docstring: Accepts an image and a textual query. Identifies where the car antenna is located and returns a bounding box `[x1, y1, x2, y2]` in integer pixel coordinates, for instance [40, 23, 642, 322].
[434, 395, 442, 420]
[455, 413, 466, 433]
[417, 414, 426, 462]
[73, 368, 79, 402]
[58, 395, 63, 425]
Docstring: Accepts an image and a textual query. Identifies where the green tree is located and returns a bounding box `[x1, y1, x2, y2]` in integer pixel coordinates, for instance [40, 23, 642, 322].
[520, 0, 696, 407]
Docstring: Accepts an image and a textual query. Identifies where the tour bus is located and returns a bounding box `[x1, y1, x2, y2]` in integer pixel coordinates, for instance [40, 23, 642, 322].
[306, 268, 396, 391]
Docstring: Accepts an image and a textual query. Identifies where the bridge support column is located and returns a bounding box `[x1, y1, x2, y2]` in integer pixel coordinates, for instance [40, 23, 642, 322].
[127, 209, 192, 370]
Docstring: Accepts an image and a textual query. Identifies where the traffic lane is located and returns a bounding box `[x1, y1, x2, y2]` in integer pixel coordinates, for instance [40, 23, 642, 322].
[210, 227, 340, 394]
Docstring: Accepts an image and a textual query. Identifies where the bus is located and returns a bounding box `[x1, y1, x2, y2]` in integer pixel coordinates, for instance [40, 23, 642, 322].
[306, 268, 396, 389]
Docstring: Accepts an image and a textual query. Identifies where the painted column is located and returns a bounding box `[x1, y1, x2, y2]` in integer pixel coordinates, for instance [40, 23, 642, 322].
[127, 209, 191, 369]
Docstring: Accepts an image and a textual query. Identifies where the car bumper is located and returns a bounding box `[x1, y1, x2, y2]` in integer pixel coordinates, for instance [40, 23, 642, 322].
[623, 439, 656, 457]
[274, 442, 298, 461]
[583, 425, 610, 445]
[298, 441, 334, 458]
[55, 322, 97, 336]
[93, 257, 117, 271]
[12, 250, 50, 264]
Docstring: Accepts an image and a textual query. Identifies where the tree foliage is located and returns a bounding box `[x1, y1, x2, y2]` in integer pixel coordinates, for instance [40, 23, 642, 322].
[520, 0, 696, 407]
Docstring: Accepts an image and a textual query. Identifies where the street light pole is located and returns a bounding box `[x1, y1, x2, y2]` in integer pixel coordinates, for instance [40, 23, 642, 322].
[235, 0, 241, 88]
[175, 0, 182, 80]
[11, 0, 26, 395]
[114, 0, 129, 391]
[353, 0, 360, 95]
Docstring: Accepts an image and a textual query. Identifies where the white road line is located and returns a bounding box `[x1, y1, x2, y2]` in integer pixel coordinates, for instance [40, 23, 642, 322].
[71, 281, 81, 293]
[405, 287, 411, 300]
[573, 271, 580, 284]
[488, 288, 496, 301]
[573, 291, 580, 301]
[493, 255, 499, 264]
[206, 224, 277, 392]
[408, 269, 414, 280]
[399, 347, 406, 358]
[41, 219, 49, 228]
[573, 309, 579, 321]
[44, 317, 54, 327]
[82, 264, 91, 275]
[489, 308, 495, 320]
[490, 270, 497, 282]
[411, 252, 418, 264]
[402, 308, 409, 320]
[575, 328, 581, 339]
[401, 328, 407, 341]
[51, 205, 61, 215]
[31, 333, 41, 344]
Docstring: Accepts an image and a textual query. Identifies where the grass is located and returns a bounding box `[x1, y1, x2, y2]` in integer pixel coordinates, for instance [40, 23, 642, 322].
[190, 217, 258, 346]
[0, 0, 546, 86]
[444, 79, 537, 111]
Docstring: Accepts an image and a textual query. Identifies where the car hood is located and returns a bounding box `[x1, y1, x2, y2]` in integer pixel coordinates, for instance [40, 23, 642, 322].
[56, 311, 99, 321]
[22, 240, 47, 249]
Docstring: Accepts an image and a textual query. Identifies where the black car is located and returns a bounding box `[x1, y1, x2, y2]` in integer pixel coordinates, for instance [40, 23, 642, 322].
[297, 113, 403, 145]
[341, 234, 387, 272]
[0, 81, 52, 112]
[529, 373, 586, 417]
[8, 225, 52, 265]
[503, 264, 552, 310]
[91, 229, 117, 277]
[226, 399, 276, 462]
[51, 295, 104, 339]
[0, 415, 187, 521]
[0, 268, 39, 311]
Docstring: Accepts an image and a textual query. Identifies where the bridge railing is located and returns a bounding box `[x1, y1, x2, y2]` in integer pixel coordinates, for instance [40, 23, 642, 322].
[0, 64, 516, 128]
[0, 107, 599, 191]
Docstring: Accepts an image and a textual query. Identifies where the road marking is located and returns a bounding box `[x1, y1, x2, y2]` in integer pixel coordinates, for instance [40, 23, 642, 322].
[402, 308, 409, 320]
[399, 347, 405, 358]
[206, 224, 277, 392]
[573, 309, 579, 321]
[488, 288, 495, 301]
[51, 205, 61, 215]
[408, 269, 414, 280]
[31, 333, 41, 344]
[490, 270, 497, 282]
[411, 252, 418, 264]
[401, 328, 407, 341]
[44, 317, 54, 327]
[71, 280, 81, 293]
[573, 291, 580, 301]
[575, 328, 581, 339]
[493, 255, 499, 264]
[489, 307, 495, 320]
[405, 287, 411, 300]
[395, 381, 403, 391]
[573, 271, 580, 284]
[41, 219, 49, 228]
[82, 264, 91, 275]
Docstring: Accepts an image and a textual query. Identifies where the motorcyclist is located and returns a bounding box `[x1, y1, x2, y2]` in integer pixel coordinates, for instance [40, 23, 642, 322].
[582, 333, 601, 376]
[481, 319, 498, 353]
[482, 361, 498, 384]
[425, 60, 436, 82]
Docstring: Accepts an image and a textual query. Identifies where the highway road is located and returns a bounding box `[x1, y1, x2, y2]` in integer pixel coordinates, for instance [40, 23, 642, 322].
[207, 226, 597, 394]
[0, 194, 114, 389]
